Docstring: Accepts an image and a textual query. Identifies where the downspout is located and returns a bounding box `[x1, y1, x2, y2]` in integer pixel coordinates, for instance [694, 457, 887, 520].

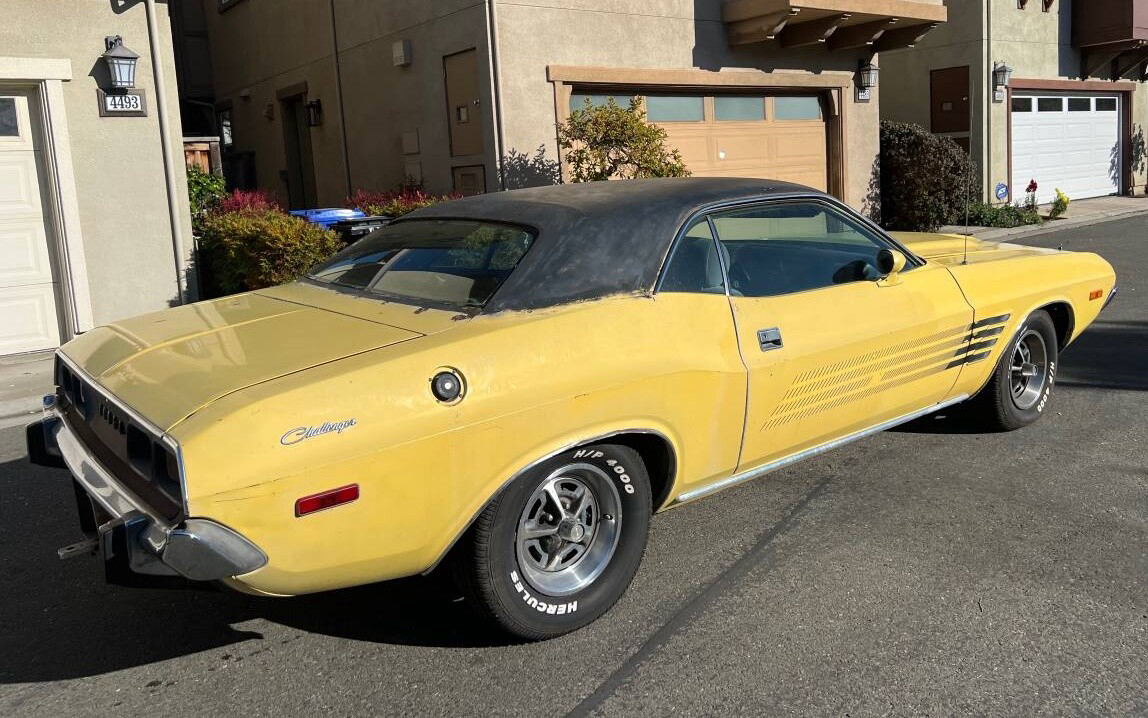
[485, 0, 507, 190]
[144, 0, 189, 303]
[330, 0, 353, 196]
[984, 0, 992, 203]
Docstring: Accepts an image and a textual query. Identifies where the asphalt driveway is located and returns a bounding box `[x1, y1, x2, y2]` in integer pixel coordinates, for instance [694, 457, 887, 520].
[1, 216, 1145, 716]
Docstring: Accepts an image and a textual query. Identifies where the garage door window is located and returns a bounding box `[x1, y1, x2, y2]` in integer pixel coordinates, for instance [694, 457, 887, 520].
[646, 96, 704, 122]
[0, 99, 16, 136]
[570, 92, 625, 111]
[1012, 97, 1033, 112]
[1037, 98, 1063, 112]
[774, 96, 822, 121]
[1096, 98, 1117, 112]
[1068, 98, 1091, 112]
[714, 96, 765, 121]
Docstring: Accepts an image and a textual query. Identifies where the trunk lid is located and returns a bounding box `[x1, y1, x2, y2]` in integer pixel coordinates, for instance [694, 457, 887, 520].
[60, 288, 453, 430]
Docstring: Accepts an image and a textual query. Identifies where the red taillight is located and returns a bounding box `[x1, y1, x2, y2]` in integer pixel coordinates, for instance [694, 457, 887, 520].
[1089, 289, 1104, 301]
[295, 484, 359, 517]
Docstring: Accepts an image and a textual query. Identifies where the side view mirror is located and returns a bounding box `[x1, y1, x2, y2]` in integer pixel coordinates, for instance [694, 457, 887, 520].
[876, 249, 907, 286]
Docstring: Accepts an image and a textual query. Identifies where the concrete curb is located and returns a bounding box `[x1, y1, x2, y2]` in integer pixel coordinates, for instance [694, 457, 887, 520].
[939, 204, 1148, 242]
[0, 397, 43, 431]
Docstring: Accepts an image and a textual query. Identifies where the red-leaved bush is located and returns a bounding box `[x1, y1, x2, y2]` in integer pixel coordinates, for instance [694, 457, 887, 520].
[217, 188, 281, 215]
[345, 186, 460, 217]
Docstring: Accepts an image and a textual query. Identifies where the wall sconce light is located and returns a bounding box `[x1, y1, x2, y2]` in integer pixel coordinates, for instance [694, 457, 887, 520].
[992, 62, 1014, 103]
[856, 60, 879, 102]
[102, 36, 139, 90]
[305, 99, 323, 127]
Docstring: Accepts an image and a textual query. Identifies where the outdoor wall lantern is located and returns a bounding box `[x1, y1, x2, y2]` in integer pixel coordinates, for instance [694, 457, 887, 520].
[305, 99, 323, 127]
[102, 36, 139, 90]
[992, 62, 1014, 103]
[856, 60, 879, 102]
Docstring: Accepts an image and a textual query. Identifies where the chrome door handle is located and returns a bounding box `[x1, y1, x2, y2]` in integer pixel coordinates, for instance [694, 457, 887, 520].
[757, 327, 783, 352]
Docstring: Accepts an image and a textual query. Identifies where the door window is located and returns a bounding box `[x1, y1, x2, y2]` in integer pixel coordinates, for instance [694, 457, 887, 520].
[710, 202, 890, 297]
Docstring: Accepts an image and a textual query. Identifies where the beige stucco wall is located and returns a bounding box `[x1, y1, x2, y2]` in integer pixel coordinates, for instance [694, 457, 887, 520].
[205, 0, 494, 202]
[1, 0, 190, 327]
[881, 0, 1148, 200]
[493, 0, 885, 210]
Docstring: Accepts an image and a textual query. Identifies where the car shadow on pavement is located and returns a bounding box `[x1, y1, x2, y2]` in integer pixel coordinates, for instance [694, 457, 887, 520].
[0, 458, 513, 683]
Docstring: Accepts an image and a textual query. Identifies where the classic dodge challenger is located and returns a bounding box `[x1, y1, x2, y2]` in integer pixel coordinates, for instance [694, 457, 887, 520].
[28, 178, 1115, 639]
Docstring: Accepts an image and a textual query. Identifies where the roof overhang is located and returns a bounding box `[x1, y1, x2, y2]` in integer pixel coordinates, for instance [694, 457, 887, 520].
[723, 0, 948, 51]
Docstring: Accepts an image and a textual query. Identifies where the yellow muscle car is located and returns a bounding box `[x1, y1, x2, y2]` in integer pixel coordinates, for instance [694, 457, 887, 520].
[28, 178, 1116, 639]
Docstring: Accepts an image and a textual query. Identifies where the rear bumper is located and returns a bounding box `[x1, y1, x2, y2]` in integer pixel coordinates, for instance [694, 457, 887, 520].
[27, 409, 267, 584]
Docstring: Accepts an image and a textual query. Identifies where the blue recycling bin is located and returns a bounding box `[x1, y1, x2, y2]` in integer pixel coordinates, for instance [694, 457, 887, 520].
[288, 208, 365, 229]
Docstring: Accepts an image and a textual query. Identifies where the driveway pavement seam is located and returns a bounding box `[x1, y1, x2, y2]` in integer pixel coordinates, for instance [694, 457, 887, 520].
[564, 474, 834, 718]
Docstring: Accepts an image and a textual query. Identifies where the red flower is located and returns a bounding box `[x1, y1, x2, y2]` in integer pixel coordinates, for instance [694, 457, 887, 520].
[1026, 179, 1038, 194]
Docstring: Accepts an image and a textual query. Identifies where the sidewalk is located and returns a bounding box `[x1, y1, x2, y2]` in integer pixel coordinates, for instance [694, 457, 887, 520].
[0, 351, 53, 430]
[938, 194, 1148, 241]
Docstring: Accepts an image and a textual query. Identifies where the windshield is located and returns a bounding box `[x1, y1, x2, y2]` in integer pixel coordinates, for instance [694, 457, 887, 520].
[307, 219, 535, 309]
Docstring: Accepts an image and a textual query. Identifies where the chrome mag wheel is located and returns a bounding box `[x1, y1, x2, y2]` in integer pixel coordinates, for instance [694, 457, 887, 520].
[1010, 328, 1049, 411]
[515, 463, 622, 596]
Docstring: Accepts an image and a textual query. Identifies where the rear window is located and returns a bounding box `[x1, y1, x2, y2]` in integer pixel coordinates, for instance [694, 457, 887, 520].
[307, 219, 534, 309]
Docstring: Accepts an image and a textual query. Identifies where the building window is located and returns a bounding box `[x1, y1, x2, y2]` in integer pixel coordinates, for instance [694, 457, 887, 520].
[774, 96, 822, 121]
[714, 96, 766, 121]
[1037, 97, 1063, 112]
[1011, 97, 1033, 112]
[1096, 97, 1117, 112]
[645, 95, 704, 122]
[1067, 98, 1091, 112]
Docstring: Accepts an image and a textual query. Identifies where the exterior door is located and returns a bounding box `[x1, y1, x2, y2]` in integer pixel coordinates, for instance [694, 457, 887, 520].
[281, 94, 317, 209]
[709, 200, 974, 472]
[0, 90, 61, 354]
[444, 49, 485, 158]
[930, 66, 970, 151]
[1011, 93, 1120, 204]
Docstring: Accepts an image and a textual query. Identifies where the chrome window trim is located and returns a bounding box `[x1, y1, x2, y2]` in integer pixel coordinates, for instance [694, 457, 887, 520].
[55, 351, 189, 516]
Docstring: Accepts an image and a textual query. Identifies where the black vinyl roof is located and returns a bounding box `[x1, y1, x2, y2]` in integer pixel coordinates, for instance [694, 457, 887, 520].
[401, 177, 817, 312]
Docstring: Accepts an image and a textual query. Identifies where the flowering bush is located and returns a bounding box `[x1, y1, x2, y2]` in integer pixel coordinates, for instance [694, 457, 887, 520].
[1024, 179, 1039, 212]
[346, 185, 460, 217]
[218, 188, 281, 215]
[1050, 188, 1070, 219]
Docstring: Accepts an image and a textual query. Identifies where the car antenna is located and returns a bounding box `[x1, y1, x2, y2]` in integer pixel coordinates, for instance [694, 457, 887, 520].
[962, 97, 973, 266]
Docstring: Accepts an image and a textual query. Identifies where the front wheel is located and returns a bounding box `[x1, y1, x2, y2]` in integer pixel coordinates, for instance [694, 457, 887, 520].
[968, 309, 1058, 431]
[453, 443, 651, 640]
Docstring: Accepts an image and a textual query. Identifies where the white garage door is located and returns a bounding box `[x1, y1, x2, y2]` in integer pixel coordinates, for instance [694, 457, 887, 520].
[0, 90, 61, 355]
[1011, 93, 1120, 206]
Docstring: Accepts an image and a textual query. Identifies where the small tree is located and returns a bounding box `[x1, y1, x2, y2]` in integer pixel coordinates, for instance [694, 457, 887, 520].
[186, 164, 226, 234]
[557, 97, 690, 182]
[879, 121, 979, 232]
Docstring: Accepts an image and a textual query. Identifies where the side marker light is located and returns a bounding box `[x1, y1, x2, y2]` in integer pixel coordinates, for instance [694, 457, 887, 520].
[295, 484, 360, 517]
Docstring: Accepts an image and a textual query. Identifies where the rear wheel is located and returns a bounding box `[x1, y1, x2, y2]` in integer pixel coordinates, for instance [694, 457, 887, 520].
[453, 443, 651, 640]
[969, 310, 1058, 431]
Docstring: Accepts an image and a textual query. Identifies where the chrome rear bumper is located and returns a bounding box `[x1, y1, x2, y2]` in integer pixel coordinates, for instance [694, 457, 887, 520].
[28, 409, 267, 583]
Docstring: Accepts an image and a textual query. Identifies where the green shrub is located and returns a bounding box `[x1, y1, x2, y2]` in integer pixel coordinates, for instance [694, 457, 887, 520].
[186, 165, 226, 233]
[558, 97, 690, 182]
[198, 210, 338, 294]
[879, 121, 979, 232]
[961, 202, 1043, 229]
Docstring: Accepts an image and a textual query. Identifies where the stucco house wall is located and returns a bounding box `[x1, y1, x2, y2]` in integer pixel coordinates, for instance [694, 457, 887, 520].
[0, 0, 191, 344]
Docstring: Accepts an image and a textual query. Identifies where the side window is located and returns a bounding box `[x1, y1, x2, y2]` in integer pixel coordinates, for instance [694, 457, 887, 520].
[711, 202, 888, 297]
[660, 219, 726, 294]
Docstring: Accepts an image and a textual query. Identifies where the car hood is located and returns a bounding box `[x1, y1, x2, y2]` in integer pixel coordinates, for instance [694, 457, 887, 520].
[59, 285, 464, 431]
[891, 232, 1057, 266]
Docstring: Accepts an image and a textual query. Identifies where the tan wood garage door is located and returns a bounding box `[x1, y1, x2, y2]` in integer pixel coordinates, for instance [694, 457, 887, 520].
[0, 90, 61, 355]
[571, 92, 828, 191]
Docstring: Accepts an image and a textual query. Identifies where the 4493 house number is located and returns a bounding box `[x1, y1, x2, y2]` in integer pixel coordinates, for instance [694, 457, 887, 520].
[97, 89, 147, 117]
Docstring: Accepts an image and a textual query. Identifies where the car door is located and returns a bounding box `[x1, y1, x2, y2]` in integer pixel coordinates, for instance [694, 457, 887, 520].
[709, 199, 974, 473]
